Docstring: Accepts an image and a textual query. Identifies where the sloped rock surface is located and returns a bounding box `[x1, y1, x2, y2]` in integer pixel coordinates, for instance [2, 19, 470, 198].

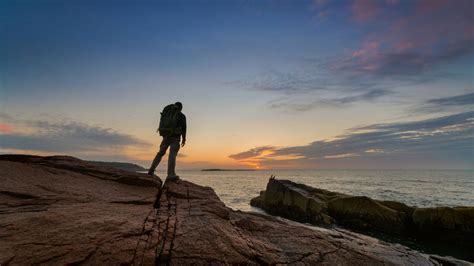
[0, 155, 161, 265]
[0, 155, 469, 265]
[0, 154, 157, 187]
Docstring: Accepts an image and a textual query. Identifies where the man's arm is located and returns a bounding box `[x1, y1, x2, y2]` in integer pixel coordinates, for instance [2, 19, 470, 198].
[181, 114, 187, 147]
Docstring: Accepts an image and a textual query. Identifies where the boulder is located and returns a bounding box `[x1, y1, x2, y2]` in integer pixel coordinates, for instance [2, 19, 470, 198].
[327, 196, 407, 232]
[255, 178, 337, 225]
[381, 200, 416, 217]
[249, 190, 266, 208]
[413, 207, 474, 234]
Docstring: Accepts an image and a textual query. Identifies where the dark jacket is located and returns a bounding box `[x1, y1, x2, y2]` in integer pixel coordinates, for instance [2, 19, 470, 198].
[171, 112, 186, 139]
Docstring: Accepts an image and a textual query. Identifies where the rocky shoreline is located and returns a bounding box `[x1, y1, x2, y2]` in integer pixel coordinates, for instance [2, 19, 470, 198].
[251, 177, 474, 261]
[0, 155, 471, 265]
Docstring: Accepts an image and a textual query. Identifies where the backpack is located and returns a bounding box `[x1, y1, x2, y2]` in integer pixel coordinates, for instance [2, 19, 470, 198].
[157, 104, 182, 137]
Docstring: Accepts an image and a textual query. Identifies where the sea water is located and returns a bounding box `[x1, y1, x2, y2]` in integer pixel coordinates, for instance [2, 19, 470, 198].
[176, 169, 474, 211]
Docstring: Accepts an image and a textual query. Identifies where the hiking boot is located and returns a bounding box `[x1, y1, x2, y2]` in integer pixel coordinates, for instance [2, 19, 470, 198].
[166, 175, 180, 182]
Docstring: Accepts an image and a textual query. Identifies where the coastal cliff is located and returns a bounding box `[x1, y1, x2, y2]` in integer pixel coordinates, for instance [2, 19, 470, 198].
[0, 155, 470, 265]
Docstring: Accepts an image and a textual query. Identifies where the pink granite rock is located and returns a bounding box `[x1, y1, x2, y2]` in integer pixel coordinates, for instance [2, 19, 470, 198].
[0, 155, 469, 265]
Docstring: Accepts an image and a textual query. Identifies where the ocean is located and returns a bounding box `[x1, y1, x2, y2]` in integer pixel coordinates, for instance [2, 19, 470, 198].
[175, 169, 474, 211]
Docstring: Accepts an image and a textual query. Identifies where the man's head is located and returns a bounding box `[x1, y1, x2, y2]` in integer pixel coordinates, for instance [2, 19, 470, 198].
[175, 102, 183, 111]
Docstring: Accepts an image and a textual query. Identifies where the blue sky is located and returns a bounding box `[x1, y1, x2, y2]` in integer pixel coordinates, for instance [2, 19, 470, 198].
[1, 0, 473, 169]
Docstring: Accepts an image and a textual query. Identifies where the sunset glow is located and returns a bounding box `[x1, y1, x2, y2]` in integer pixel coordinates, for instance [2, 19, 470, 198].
[1, 0, 472, 169]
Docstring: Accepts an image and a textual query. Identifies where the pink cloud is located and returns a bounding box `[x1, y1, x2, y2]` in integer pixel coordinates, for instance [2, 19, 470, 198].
[352, 41, 379, 58]
[393, 1, 472, 53]
[352, 0, 473, 56]
[394, 39, 416, 52]
[0, 124, 14, 134]
[352, 0, 380, 22]
[317, 0, 472, 78]
[344, 41, 382, 72]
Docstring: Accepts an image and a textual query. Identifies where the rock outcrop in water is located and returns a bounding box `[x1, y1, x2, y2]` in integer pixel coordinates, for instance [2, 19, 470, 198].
[251, 178, 474, 261]
[0, 155, 470, 265]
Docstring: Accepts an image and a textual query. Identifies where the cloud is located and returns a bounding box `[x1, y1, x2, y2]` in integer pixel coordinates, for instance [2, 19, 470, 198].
[0, 112, 14, 122]
[385, 0, 400, 5]
[324, 153, 358, 159]
[351, 111, 473, 132]
[229, 146, 275, 160]
[332, 39, 474, 78]
[0, 123, 14, 133]
[268, 88, 393, 112]
[229, 111, 474, 169]
[340, 0, 474, 78]
[426, 92, 474, 107]
[0, 114, 150, 154]
[235, 62, 397, 112]
[413, 92, 474, 113]
[325, 89, 393, 105]
[351, 41, 379, 58]
[236, 1, 473, 112]
[237, 70, 328, 95]
[312, 0, 328, 8]
[352, 0, 380, 22]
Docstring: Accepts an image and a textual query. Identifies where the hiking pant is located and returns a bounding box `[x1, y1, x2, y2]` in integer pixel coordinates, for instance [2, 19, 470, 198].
[149, 136, 180, 177]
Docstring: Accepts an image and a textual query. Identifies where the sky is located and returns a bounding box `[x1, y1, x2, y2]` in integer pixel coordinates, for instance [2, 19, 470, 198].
[0, 0, 473, 169]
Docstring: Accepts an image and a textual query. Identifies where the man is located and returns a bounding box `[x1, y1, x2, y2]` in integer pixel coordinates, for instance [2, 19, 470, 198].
[148, 102, 186, 181]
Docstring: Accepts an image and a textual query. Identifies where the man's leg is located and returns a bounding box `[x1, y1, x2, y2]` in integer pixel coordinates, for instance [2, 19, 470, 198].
[148, 138, 170, 175]
[167, 138, 180, 179]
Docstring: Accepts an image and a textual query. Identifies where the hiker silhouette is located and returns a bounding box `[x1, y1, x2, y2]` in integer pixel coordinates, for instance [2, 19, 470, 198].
[148, 102, 186, 181]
